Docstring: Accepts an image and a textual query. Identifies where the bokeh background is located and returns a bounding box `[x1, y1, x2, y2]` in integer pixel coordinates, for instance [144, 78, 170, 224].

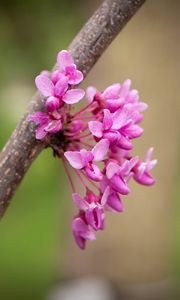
[0, 0, 180, 299]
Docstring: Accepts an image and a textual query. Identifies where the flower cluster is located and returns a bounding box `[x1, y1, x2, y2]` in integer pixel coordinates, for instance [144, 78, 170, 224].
[29, 50, 157, 249]
[29, 50, 84, 139]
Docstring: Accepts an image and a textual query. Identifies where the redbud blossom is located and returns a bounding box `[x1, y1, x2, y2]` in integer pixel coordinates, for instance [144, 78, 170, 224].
[29, 50, 157, 249]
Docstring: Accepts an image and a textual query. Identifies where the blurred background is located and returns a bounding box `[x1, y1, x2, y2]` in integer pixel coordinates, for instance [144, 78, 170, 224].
[0, 0, 180, 299]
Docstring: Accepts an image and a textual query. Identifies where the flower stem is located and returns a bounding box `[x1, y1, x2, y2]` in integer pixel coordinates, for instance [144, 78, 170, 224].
[62, 159, 76, 193]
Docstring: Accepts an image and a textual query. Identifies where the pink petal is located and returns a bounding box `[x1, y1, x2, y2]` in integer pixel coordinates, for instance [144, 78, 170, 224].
[143, 148, 157, 171]
[54, 76, 68, 97]
[81, 229, 95, 241]
[65, 64, 76, 73]
[85, 164, 102, 181]
[107, 192, 124, 212]
[103, 109, 113, 130]
[35, 74, 54, 97]
[44, 119, 62, 133]
[133, 102, 148, 112]
[134, 172, 156, 186]
[117, 135, 132, 150]
[57, 50, 74, 70]
[110, 174, 130, 195]
[120, 157, 139, 176]
[120, 119, 133, 131]
[72, 217, 96, 249]
[148, 159, 157, 170]
[103, 131, 121, 144]
[73, 234, 85, 250]
[86, 207, 105, 230]
[35, 124, 48, 140]
[64, 151, 84, 169]
[72, 193, 89, 210]
[92, 139, 109, 162]
[102, 83, 121, 99]
[126, 89, 139, 103]
[112, 108, 128, 130]
[72, 218, 96, 240]
[28, 112, 49, 125]
[123, 124, 144, 139]
[40, 70, 50, 77]
[45, 96, 59, 112]
[128, 156, 139, 170]
[63, 89, 85, 104]
[146, 147, 154, 162]
[126, 109, 143, 123]
[51, 70, 65, 84]
[80, 149, 94, 166]
[68, 69, 84, 85]
[86, 86, 97, 103]
[100, 176, 109, 193]
[101, 186, 110, 205]
[88, 121, 103, 138]
[106, 98, 124, 112]
[119, 79, 131, 98]
[106, 162, 120, 179]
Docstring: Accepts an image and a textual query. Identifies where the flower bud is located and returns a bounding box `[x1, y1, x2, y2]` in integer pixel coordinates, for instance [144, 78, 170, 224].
[45, 96, 59, 112]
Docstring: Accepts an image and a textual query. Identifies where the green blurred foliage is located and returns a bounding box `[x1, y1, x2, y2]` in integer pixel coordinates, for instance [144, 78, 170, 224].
[0, 0, 84, 85]
[0, 0, 83, 299]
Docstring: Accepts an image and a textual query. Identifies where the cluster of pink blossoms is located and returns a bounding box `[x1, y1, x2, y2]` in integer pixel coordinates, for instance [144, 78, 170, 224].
[29, 50, 157, 249]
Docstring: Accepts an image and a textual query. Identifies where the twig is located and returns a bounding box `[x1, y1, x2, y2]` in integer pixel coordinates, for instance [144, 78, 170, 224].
[0, 0, 146, 217]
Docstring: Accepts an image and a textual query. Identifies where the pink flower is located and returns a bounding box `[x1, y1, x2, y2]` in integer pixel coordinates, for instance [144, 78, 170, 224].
[72, 216, 96, 249]
[102, 186, 124, 213]
[73, 189, 106, 231]
[28, 111, 62, 139]
[101, 82, 124, 112]
[57, 50, 83, 85]
[86, 80, 148, 114]
[89, 108, 143, 150]
[35, 73, 85, 107]
[45, 96, 60, 112]
[133, 148, 157, 186]
[105, 157, 138, 195]
[64, 139, 109, 181]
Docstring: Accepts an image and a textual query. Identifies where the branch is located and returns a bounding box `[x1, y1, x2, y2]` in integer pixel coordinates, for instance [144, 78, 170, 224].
[0, 0, 146, 217]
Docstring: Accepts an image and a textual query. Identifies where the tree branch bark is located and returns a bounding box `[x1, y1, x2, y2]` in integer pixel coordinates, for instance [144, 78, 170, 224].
[0, 0, 146, 217]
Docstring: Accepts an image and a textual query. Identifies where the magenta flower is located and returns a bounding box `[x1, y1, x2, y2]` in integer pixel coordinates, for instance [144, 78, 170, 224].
[101, 185, 124, 213]
[73, 189, 106, 231]
[102, 82, 126, 112]
[28, 111, 62, 139]
[29, 49, 157, 249]
[105, 157, 139, 195]
[64, 139, 109, 181]
[57, 50, 83, 85]
[133, 147, 157, 186]
[72, 216, 96, 250]
[35, 73, 84, 106]
[89, 108, 143, 150]
[86, 86, 97, 103]
[86, 79, 148, 114]
[30, 50, 85, 141]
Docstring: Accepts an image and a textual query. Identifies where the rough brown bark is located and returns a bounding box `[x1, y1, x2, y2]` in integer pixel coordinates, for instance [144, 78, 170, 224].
[0, 0, 146, 216]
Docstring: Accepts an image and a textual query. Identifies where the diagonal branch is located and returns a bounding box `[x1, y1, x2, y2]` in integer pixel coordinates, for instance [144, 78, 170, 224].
[0, 0, 146, 217]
